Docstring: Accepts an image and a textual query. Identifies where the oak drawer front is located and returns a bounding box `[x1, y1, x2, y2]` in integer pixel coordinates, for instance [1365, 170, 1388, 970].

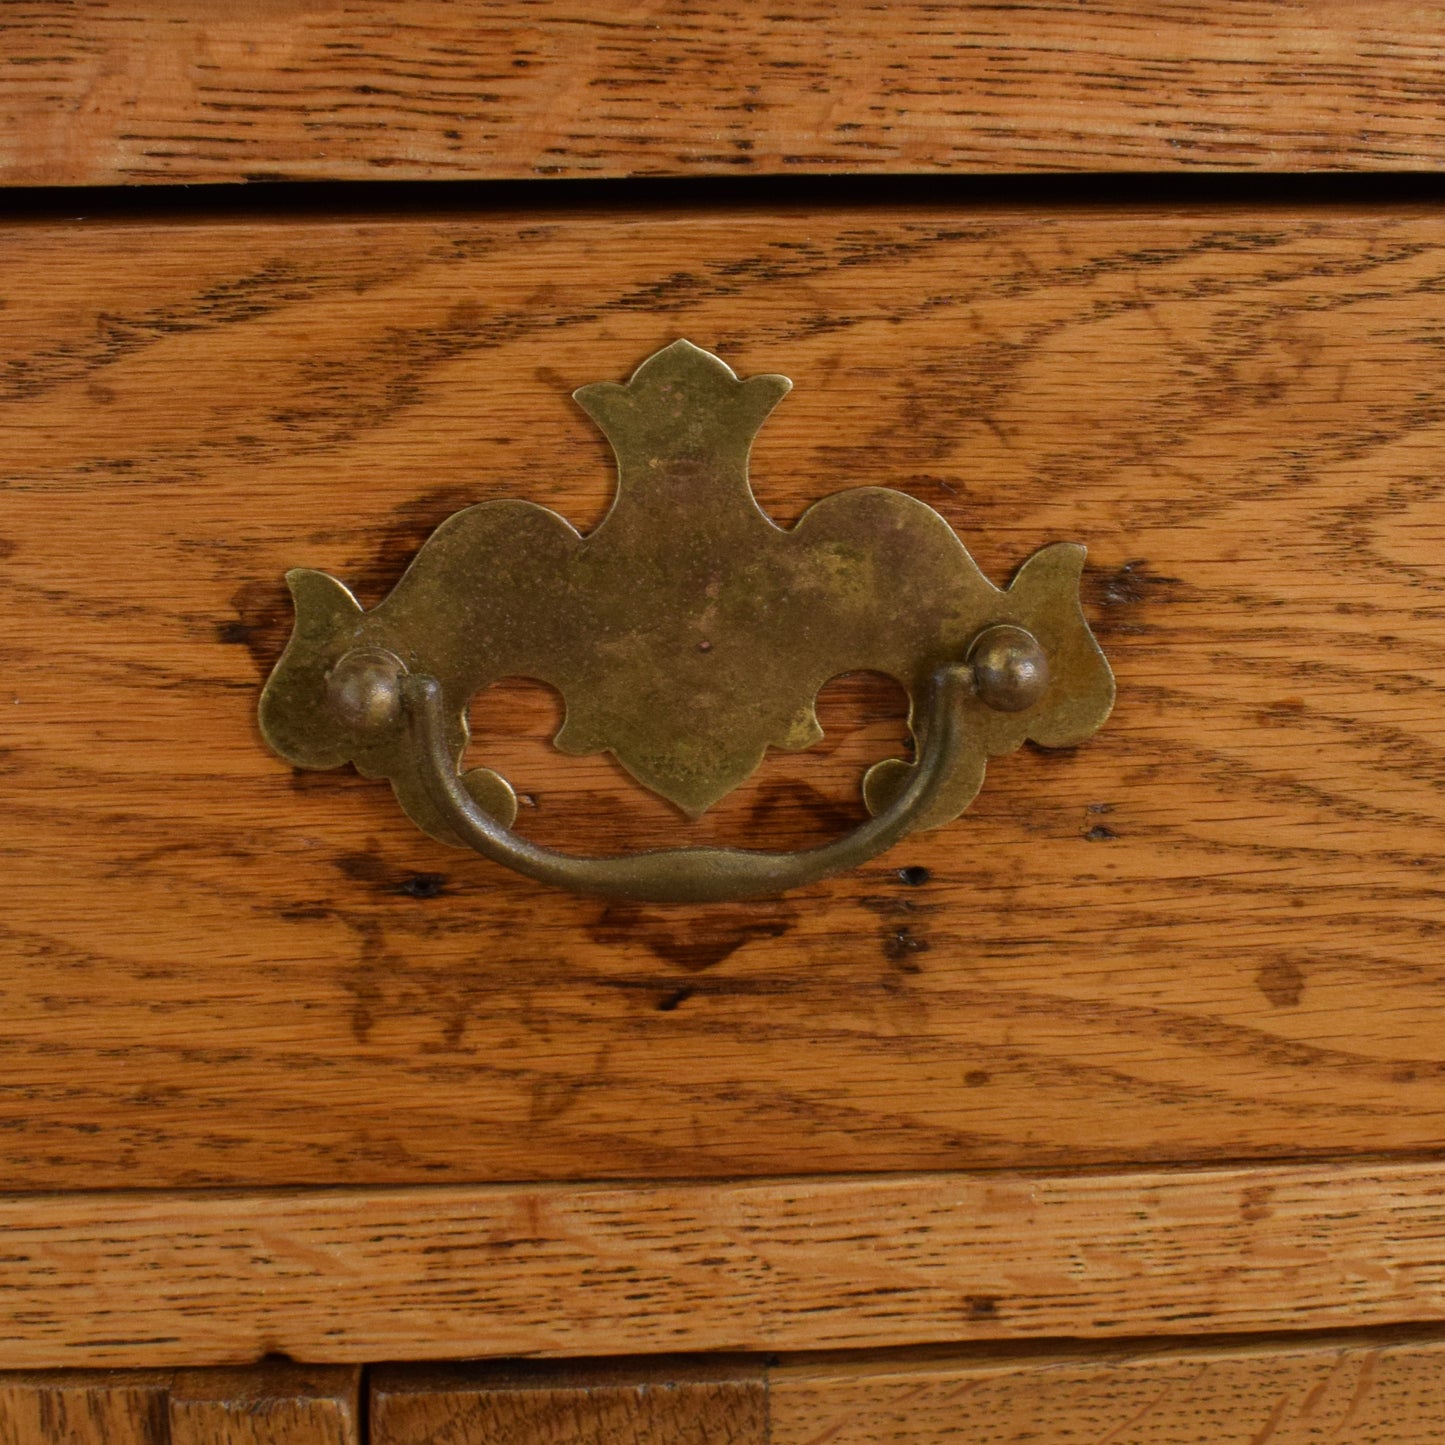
[372, 1340, 1445, 1445]
[0, 1364, 360, 1445]
[2, 204, 1443, 1193]
[10, 1337, 1441, 1443]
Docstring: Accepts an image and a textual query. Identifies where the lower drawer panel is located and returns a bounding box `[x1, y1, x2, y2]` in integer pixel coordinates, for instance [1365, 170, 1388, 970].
[768, 1337, 1445, 1445]
[13, 1339, 1438, 1445]
[1, 205, 1444, 1188]
[371, 1337, 1445, 1445]
[0, 1364, 360, 1445]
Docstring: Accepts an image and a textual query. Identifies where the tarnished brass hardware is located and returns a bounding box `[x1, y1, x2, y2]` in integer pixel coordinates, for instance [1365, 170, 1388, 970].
[259, 340, 1114, 899]
[403, 664, 979, 903]
[967, 624, 1051, 713]
[326, 648, 408, 733]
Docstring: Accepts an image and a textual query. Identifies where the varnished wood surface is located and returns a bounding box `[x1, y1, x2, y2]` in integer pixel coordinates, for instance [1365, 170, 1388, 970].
[167, 1366, 360, 1445]
[2, 206, 1445, 1188]
[6, 1162, 1445, 1366]
[0, 1365, 360, 1444]
[5, 1339, 1437, 1445]
[6, 3, 1445, 184]
[0, 1372, 169, 1445]
[372, 1358, 766, 1445]
[768, 1335, 1445, 1445]
[371, 1337, 1445, 1445]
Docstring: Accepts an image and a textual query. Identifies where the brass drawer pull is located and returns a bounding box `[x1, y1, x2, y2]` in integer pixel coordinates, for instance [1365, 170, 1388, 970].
[259, 341, 1114, 900]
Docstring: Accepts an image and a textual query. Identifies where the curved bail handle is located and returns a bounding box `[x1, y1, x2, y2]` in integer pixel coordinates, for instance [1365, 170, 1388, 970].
[403, 665, 980, 904]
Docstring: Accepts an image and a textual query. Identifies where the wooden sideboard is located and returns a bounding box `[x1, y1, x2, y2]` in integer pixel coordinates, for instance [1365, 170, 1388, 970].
[3, 4, 1445, 1441]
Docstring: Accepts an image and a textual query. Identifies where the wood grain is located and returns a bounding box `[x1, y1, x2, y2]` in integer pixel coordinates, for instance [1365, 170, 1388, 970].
[0, 1366, 360, 1443]
[2, 206, 1445, 1188]
[0, 1372, 169, 1445]
[6, 1162, 1445, 1367]
[9, 1341, 1436, 1445]
[371, 1358, 766, 1445]
[769, 1336, 1445, 1445]
[168, 1365, 360, 1445]
[6, 3, 1445, 184]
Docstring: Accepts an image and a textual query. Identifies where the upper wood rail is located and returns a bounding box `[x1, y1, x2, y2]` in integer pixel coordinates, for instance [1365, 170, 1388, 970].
[4, 2, 1445, 185]
[5, 1161, 1445, 1367]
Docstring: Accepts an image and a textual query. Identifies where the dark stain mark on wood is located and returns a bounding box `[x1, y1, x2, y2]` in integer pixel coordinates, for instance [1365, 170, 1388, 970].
[590, 902, 792, 971]
[1084, 824, 1119, 841]
[398, 873, 448, 899]
[222, 578, 293, 677]
[656, 986, 695, 1012]
[1094, 560, 1164, 608]
[337, 852, 398, 885]
[337, 849, 449, 900]
[528, 1074, 587, 1125]
[1240, 1184, 1277, 1222]
[1257, 958, 1306, 1008]
[340, 918, 401, 1044]
[288, 766, 374, 794]
[883, 926, 929, 971]
[1084, 559, 1185, 638]
[965, 1070, 991, 1087]
[1259, 697, 1308, 727]
[857, 893, 943, 921]
[965, 1295, 1001, 1318]
[353, 486, 477, 603]
[747, 777, 862, 838]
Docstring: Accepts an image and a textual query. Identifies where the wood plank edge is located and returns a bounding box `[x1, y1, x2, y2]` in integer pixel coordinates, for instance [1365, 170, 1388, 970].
[3, 1160, 1445, 1366]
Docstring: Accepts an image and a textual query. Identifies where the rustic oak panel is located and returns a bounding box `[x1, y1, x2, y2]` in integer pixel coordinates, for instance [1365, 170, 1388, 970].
[371, 1358, 766, 1445]
[168, 1365, 360, 1445]
[2, 207, 1445, 1187]
[769, 1336, 1445, 1445]
[5, 3, 1445, 184]
[0, 1366, 360, 1444]
[5, 1163, 1445, 1367]
[0, 1372, 170, 1445]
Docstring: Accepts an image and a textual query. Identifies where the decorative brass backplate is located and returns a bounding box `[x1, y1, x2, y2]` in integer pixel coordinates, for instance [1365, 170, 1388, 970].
[259, 340, 1114, 901]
